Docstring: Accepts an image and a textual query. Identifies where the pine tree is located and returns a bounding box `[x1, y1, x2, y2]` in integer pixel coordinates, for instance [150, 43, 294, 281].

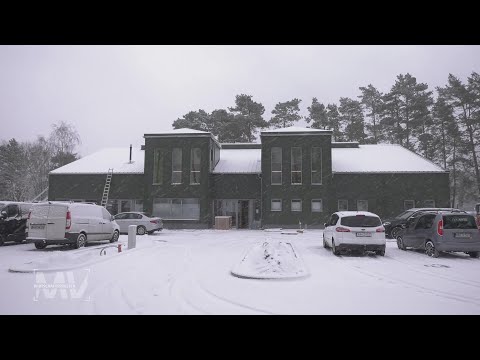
[338, 97, 366, 142]
[358, 84, 384, 143]
[326, 104, 343, 141]
[228, 94, 267, 142]
[438, 72, 480, 198]
[172, 110, 212, 133]
[305, 98, 328, 129]
[269, 98, 302, 129]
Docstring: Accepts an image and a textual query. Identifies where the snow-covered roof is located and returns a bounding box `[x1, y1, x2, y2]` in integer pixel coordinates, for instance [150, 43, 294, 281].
[144, 128, 210, 135]
[50, 147, 145, 175]
[50, 143, 446, 176]
[213, 149, 261, 174]
[332, 144, 446, 173]
[262, 126, 331, 134]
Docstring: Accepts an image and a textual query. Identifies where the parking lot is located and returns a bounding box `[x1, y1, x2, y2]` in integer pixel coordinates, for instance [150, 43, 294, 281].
[1, 229, 480, 314]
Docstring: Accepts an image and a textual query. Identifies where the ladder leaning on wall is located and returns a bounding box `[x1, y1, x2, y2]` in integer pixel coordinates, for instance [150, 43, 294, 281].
[100, 168, 114, 207]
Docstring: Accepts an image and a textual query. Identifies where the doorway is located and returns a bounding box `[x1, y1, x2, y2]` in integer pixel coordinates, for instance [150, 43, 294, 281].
[238, 200, 249, 229]
[214, 199, 253, 229]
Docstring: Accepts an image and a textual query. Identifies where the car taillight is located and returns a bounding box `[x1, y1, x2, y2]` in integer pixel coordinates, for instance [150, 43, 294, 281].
[437, 219, 443, 236]
[66, 211, 71, 230]
[376, 227, 385, 232]
[336, 226, 351, 232]
[150, 220, 157, 224]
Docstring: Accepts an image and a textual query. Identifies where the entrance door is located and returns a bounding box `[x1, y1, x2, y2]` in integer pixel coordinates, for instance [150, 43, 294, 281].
[238, 200, 249, 229]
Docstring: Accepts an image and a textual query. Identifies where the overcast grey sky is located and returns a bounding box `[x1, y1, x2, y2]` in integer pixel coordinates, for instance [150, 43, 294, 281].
[1, 45, 479, 157]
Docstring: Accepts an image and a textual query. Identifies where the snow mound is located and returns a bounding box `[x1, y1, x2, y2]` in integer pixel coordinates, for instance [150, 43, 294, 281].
[231, 241, 309, 279]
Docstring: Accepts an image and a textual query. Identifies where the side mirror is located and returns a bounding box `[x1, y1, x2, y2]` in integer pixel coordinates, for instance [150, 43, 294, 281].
[111, 215, 115, 221]
[323, 223, 327, 228]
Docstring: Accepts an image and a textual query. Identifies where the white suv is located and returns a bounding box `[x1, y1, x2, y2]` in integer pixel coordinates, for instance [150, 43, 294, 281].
[27, 202, 120, 250]
[323, 211, 386, 256]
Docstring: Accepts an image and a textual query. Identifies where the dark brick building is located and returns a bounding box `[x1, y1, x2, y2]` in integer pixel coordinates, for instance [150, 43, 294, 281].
[48, 127, 450, 229]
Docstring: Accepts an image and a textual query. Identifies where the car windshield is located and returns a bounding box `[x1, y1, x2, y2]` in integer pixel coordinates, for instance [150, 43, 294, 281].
[341, 216, 382, 227]
[443, 215, 478, 229]
[396, 211, 415, 220]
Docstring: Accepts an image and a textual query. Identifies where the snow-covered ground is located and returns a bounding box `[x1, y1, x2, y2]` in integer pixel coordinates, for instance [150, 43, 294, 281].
[1, 229, 480, 314]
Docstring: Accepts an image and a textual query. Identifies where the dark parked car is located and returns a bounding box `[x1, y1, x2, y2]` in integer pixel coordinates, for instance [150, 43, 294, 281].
[0, 202, 35, 246]
[383, 207, 459, 239]
[396, 210, 480, 258]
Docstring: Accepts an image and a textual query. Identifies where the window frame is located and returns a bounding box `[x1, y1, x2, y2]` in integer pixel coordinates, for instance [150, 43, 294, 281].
[338, 199, 348, 211]
[311, 199, 323, 213]
[190, 147, 201, 185]
[404, 200, 415, 210]
[311, 147, 322, 185]
[153, 198, 200, 220]
[153, 148, 164, 185]
[291, 199, 302, 212]
[291, 147, 302, 185]
[172, 148, 182, 185]
[271, 147, 282, 185]
[357, 200, 368, 211]
[424, 199, 435, 208]
[271, 199, 282, 212]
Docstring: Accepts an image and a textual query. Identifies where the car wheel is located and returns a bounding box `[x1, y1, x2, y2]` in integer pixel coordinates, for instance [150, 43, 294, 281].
[35, 241, 47, 250]
[74, 233, 87, 249]
[397, 236, 406, 250]
[110, 230, 119, 243]
[425, 241, 439, 258]
[391, 226, 402, 239]
[323, 234, 328, 248]
[0, 234, 5, 246]
[137, 226, 146, 235]
[468, 251, 479, 258]
[332, 239, 340, 256]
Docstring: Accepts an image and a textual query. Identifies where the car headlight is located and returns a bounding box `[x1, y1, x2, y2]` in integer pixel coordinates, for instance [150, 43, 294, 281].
[383, 222, 391, 226]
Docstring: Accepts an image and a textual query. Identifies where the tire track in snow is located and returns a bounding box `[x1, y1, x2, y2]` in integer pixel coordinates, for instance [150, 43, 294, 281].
[335, 255, 480, 307]
[387, 249, 480, 289]
[168, 242, 272, 315]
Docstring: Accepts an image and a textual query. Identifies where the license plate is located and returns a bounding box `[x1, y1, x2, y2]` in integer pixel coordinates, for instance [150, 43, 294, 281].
[31, 224, 45, 230]
[455, 233, 471, 238]
[356, 232, 372, 237]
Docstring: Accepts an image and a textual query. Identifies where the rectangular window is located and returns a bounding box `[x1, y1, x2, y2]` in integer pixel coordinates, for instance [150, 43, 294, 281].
[424, 200, 435, 208]
[153, 198, 200, 220]
[134, 200, 143, 212]
[291, 147, 302, 184]
[311, 199, 323, 212]
[172, 148, 182, 184]
[271, 147, 282, 185]
[338, 199, 348, 211]
[190, 148, 201, 184]
[271, 199, 282, 212]
[311, 147, 322, 185]
[291, 199, 302, 212]
[153, 148, 164, 184]
[357, 200, 368, 211]
[120, 200, 131, 213]
[404, 200, 415, 210]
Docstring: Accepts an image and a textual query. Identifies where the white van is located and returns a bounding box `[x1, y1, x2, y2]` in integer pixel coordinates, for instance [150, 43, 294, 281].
[27, 202, 120, 249]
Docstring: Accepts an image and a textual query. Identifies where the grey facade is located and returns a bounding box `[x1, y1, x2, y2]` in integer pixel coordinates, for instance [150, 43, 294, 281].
[48, 128, 450, 229]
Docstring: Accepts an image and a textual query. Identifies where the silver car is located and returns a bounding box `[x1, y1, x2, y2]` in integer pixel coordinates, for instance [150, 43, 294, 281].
[113, 212, 163, 235]
[396, 211, 480, 258]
